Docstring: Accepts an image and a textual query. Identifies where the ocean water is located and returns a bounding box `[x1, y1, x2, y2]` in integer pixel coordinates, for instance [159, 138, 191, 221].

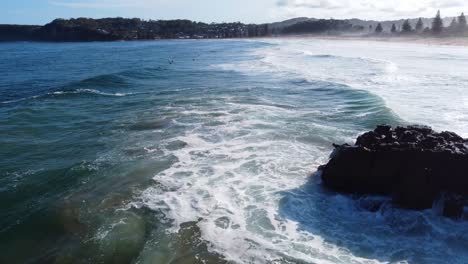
[1, 39, 467, 264]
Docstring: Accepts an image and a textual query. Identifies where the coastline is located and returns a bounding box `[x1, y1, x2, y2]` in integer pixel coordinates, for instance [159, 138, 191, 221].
[2, 31, 468, 264]
[3, 36, 467, 47]
[307, 35, 468, 47]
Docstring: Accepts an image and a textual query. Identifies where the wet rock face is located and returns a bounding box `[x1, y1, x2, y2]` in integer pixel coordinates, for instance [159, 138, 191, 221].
[320, 125, 468, 219]
[355, 125, 468, 154]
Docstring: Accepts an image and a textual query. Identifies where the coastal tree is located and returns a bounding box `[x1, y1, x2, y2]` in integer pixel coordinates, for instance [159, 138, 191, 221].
[375, 23, 383, 33]
[448, 18, 458, 33]
[391, 23, 397, 33]
[401, 19, 412, 33]
[450, 18, 457, 27]
[415, 18, 424, 32]
[432, 10, 444, 34]
[458, 12, 467, 31]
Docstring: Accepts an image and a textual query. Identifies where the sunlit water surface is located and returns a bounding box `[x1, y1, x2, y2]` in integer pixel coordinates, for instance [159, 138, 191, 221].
[1, 39, 467, 264]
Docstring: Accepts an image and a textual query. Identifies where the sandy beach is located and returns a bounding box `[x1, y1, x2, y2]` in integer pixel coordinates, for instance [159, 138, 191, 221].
[312, 35, 468, 47]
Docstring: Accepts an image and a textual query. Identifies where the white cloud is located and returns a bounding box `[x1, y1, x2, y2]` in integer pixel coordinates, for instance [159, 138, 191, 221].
[47, 0, 468, 22]
[49, 0, 154, 9]
[277, 0, 345, 9]
[273, 0, 468, 20]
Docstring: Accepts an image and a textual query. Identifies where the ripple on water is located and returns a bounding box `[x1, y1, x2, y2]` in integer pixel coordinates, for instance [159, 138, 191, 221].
[3, 39, 468, 263]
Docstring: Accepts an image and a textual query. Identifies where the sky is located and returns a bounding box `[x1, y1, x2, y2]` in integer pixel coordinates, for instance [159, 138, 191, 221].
[2, 0, 468, 25]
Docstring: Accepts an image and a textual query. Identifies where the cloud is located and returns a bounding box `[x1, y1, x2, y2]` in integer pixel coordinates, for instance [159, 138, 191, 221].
[47, 0, 468, 22]
[431, 0, 465, 8]
[273, 0, 468, 20]
[49, 0, 151, 9]
[277, 0, 346, 9]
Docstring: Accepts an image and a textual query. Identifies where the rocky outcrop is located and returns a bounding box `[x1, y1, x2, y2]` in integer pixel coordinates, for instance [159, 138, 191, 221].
[320, 125, 468, 218]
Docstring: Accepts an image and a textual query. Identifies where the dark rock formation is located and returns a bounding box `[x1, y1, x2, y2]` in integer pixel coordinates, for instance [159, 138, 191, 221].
[320, 125, 468, 218]
[0, 25, 40, 41]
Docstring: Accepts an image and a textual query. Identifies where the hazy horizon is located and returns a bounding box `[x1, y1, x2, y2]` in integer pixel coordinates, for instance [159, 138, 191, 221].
[2, 0, 468, 25]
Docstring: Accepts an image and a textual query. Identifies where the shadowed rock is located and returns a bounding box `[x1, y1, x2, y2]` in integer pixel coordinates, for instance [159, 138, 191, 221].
[320, 125, 468, 219]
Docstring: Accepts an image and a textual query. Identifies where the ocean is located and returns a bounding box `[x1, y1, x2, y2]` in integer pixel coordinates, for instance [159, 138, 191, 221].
[1, 39, 467, 263]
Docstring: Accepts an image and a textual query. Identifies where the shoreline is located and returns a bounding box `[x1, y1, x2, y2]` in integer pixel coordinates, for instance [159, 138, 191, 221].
[305, 35, 468, 47]
[2, 35, 468, 47]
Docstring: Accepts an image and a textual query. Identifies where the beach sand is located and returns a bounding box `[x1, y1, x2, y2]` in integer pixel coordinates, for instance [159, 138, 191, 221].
[313, 35, 468, 47]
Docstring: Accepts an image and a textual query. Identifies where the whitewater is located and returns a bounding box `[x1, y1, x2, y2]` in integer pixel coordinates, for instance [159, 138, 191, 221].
[0, 39, 467, 263]
[135, 39, 468, 263]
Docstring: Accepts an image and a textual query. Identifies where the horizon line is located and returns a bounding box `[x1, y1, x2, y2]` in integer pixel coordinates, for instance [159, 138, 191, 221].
[1, 14, 461, 27]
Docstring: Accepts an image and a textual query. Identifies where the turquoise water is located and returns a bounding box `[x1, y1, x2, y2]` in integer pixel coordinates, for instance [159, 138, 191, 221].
[1, 39, 467, 263]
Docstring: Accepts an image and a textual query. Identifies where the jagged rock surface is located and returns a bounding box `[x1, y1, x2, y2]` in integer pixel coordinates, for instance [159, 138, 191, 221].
[320, 125, 468, 218]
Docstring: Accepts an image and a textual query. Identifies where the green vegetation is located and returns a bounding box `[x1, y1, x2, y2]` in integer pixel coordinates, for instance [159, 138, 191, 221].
[1, 10, 467, 42]
[0, 18, 271, 41]
[281, 19, 361, 34]
[415, 18, 424, 32]
[458, 13, 467, 30]
[432, 10, 444, 34]
[375, 23, 383, 34]
[376, 10, 468, 37]
[401, 20, 413, 33]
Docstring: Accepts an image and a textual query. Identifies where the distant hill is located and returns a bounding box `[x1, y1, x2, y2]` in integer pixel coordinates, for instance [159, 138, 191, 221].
[0, 16, 465, 42]
[269, 17, 313, 31]
[281, 19, 363, 35]
[0, 18, 267, 41]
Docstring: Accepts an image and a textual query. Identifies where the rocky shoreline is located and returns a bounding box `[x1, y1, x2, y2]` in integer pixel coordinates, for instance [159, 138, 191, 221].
[320, 125, 468, 218]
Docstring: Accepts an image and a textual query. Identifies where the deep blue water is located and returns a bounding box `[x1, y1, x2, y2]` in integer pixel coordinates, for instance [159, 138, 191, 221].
[0, 39, 467, 264]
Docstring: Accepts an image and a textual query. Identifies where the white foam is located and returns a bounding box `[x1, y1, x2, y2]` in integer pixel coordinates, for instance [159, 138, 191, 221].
[217, 38, 468, 137]
[137, 39, 468, 263]
[137, 92, 380, 263]
[52, 89, 131, 97]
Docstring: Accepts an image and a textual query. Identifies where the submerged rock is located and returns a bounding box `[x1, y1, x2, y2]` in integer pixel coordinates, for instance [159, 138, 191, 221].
[320, 125, 468, 219]
[137, 221, 228, 264]
[440, 193, 465, 219]
[95, 211, 146, 264]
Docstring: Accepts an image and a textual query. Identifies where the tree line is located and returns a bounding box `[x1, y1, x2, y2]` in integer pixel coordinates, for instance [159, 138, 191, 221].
[0, 18, 271, 42]
[2, 11, 468, 42]
[374, 11, 467, 36]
